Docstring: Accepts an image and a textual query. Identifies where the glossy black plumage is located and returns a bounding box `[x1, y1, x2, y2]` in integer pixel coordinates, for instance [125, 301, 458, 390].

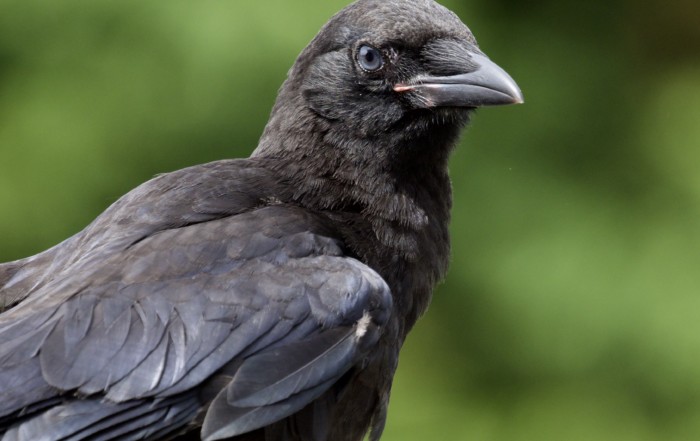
[0, 0, 521, 440]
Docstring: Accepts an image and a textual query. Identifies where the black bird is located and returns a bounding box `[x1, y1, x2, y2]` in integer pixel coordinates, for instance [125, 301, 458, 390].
[0, 0, 522, 440]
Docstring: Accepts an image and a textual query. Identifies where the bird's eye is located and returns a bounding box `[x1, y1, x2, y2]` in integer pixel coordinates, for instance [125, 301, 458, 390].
[357, 45, 384, 72]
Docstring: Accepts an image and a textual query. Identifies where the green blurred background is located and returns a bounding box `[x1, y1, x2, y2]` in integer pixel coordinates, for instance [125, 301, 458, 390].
[1, 0, 699, 439]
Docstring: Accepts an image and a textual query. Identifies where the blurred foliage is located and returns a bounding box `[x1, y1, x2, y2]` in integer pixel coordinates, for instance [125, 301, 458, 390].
[0, 0, 699, 440]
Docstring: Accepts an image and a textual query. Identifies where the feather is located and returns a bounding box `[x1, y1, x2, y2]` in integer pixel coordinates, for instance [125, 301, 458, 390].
[229, 327, 358, 408]
[202, 377, 337, 441]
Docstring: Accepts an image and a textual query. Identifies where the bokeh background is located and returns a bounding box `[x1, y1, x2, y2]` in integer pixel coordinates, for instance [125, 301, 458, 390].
[1, 0, 699, 439]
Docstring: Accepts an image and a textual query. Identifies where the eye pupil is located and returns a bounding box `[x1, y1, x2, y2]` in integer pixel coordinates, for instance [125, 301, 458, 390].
[358, 45, 384, 72]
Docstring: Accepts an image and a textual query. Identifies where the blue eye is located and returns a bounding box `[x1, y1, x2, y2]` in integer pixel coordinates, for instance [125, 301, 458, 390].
[357, 45, 384, 72]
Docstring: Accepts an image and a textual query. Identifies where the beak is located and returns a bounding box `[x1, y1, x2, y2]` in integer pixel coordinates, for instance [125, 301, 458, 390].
[394, 52, 524, 108]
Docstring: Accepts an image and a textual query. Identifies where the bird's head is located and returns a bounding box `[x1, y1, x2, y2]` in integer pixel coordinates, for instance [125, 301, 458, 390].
[255, 0, 522, 170]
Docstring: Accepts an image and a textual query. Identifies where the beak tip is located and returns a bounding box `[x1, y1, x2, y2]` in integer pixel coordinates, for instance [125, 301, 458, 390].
[488, 60, 524, 106]
[511, 92, 525, 105]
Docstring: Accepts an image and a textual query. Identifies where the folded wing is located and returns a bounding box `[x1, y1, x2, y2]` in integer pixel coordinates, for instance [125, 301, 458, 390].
[0, 205, 392, 441]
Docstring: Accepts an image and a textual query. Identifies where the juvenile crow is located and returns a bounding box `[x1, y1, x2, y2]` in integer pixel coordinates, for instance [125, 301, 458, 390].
[0, 0, 522, 440]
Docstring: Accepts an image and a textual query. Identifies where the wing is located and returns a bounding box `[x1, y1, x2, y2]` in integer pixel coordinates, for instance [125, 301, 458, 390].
[0, 205, 392, 441]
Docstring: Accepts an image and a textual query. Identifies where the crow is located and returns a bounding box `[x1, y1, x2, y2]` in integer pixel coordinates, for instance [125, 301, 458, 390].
[0, 0, 522, 440]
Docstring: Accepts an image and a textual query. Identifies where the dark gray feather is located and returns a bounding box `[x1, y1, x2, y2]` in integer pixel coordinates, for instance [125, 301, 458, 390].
[229, 327, 359, 408]
[3, 393, 199, 441]
[202, 378, 338, 441]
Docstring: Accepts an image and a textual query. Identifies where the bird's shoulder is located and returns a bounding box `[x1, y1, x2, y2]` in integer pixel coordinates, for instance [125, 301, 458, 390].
[86, 158, 291, 244]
